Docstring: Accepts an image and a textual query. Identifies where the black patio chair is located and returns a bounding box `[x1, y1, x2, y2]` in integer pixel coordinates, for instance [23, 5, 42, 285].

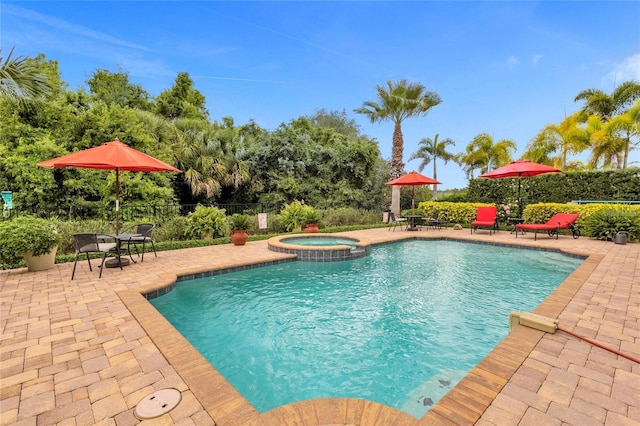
[71, 233, 119, 280]
[126, 223, 157, 262]
[388, 212, 408, 231]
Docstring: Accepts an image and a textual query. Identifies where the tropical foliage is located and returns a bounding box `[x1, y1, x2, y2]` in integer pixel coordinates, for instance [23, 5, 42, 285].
[355, 79, 441, 214]
[184, 205, 227, 239]
[276, 200, 314, 232]
[0, 47, 51, 103]
[524, 112, 590, 170]
[408, 133, 456, 199]
[455, 133, 517, 177]
[229, 213, 251, 231]
[0, 49, 638, 226]
[583, 206, 640, 242]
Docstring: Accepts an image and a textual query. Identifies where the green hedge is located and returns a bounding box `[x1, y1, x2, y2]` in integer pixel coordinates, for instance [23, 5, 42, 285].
[416, 201, 498, 224]
[467, 168, 640, 206]
[417, 200, 640, 241]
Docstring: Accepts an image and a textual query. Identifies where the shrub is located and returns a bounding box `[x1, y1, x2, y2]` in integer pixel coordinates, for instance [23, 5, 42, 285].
[417, 201, 493, 224]
[401, 208, 426, 217]
[185, 206, 228, 239]
[0, 216, 62, 269]
[583, 207, 640, 241]
[438, 190, 469, 202]
[54, 219, 116, 253]
[153, 216, 189, 241]
[321, 207, 380, 226]
[277, 200, 310, 232]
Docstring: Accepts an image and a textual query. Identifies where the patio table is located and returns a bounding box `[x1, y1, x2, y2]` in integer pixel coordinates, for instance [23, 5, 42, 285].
[98, 233, 141, 267]
[404, 215, 423, 231]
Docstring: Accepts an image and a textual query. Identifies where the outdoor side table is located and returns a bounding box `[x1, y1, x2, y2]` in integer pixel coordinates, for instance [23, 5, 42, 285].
[508, 218, 525, 235]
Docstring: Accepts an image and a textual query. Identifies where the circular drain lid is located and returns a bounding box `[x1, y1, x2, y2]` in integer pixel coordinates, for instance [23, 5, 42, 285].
[134, 388, 182, 420]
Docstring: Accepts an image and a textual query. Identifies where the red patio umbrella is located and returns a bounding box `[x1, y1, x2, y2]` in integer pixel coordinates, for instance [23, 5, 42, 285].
[479, 160, 561, 217]
[38, 138, 181, 234]
[386, 171, 441, 218]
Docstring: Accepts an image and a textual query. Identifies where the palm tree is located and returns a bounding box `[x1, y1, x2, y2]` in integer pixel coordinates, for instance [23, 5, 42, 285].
[524, 112, 590, 170]
[408, 133, 455, 200]
[459, 133, 517, 175]
[574, 80, 640, 122]
[173, 117, 252, 202]
[173, 119, 225, 199]
[355, 80, 441, 213]
[605, 100, 640, 168]
[0, 47, 51, 103]
[586, 115, 623, 169]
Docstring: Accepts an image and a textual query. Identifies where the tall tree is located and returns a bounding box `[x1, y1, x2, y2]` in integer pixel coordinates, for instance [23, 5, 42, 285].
[86, 68, 152, 110]
[524, 112, 590, 170]
[457, 133, 516, 176]
[408, 133, 456, 200]
[172, 118, 225, 202]
[306, 108, 361, 139]
[355, 79, 441, 213]
[574, 80, 640, 121]
[587, 114, 624, 169]
[0, 47, 51, 103]
[605, 100, 640, 168]
[154, 72, 208, 120]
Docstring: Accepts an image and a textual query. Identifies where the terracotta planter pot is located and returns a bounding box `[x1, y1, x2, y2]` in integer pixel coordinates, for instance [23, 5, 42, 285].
[304, 224, 319, 233]
[23, 246, 58, 272]
[230, 230, 249, 246]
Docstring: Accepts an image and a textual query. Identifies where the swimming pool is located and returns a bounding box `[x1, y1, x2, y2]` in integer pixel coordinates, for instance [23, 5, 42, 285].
[150, 240, 583, 418]
[267, 233, 370, 261]
[280, 236, 359, 247]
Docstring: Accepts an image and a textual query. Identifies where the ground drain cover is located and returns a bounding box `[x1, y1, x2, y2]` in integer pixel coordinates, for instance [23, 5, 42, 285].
[134, 388, 182, 420]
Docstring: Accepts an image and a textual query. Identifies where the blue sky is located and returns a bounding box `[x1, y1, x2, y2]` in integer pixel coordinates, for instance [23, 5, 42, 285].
[2, 1, 639, 189]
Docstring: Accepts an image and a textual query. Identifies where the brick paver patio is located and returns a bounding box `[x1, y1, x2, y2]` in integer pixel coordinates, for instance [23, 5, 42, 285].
[1, 227, 638, 425]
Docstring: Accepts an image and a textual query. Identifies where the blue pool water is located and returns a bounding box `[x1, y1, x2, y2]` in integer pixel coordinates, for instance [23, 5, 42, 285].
[150, 240, 582, 418]
[281, 236, 358, 247]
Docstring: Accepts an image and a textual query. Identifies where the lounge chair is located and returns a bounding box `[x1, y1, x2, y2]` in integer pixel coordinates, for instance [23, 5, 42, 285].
[470, 206, 498, 235]
[388, 211, 408, 231]
[515, 213, 580, 240]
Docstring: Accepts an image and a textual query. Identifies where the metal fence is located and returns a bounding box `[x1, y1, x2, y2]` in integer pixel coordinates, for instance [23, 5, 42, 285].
[2, 202, 280, 222]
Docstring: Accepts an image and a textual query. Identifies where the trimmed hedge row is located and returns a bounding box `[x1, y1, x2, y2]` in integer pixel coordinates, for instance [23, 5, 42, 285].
[417, 201, 640, 241]
[467, 168, 640, 205]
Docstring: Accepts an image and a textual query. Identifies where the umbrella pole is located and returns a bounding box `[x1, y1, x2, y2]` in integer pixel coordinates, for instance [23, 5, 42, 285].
[412, 187, 415, 215]
[115, 168, 120, 235]
[517, 177, 522, 218]
[105, 168, 130, 268]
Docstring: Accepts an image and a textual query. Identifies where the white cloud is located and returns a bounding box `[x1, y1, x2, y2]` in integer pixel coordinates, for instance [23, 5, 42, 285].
[532, 54, 543, 67]
[507, 56, 520, 70]
[602, 52, 640, 86]
[2, 4, 150, 52]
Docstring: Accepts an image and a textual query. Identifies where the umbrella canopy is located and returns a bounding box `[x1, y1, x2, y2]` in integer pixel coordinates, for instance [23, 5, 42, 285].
[385, 170, 441, 187]
[479, 160, 561, 217]
[38, 138, 181, 234]
[386, 171, 441, 216]
[479, 160, 561, 179]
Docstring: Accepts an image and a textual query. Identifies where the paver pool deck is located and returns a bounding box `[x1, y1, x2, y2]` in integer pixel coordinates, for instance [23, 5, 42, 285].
[1, 227, 638, 425]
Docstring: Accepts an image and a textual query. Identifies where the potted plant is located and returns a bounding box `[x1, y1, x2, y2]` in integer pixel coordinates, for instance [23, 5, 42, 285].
[0, 216, 61, 271]
[229, 214, 250, 246]
[302, 207, 321, 233]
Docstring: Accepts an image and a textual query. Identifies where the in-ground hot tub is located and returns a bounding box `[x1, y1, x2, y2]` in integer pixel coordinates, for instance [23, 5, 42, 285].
[267, 234, 371, 261]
